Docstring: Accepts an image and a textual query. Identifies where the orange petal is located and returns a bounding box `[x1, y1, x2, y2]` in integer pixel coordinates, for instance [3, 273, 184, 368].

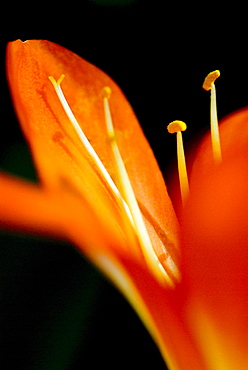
[182, 109, 248, 368]
[5, 40, 186, 368]
[0, 173, 67, 237]
[111, 254, 208, 370]
[6, 39, 180, 260]
[0, 173, 127, 253]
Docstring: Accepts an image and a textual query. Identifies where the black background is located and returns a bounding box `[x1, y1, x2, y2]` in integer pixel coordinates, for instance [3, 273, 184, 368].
[0, 1, 246, 369]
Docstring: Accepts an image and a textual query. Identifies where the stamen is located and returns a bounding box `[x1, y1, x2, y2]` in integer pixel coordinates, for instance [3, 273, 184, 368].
[167, 120, 189, 206]
[101, 86, 173, 285]
[48, 75, 133, 225]
[203, 70, 222, 165]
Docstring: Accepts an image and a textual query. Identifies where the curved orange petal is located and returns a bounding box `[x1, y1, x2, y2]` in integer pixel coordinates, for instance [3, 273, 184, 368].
[181, 109, 248, 368]
[6, 39, 180, 260]
[4, 40, 187, 369]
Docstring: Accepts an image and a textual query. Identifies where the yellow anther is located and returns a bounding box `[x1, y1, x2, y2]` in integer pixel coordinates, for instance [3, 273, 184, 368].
[100, 86, 112, 100]
[167, 120, 187, 133]
[167, 120, 189, 206]
[203, 70, 222, 164]
[202, 70, 220, 91]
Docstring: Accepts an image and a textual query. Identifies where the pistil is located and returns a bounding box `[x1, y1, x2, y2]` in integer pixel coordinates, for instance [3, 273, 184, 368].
[48, 75, 133, 226]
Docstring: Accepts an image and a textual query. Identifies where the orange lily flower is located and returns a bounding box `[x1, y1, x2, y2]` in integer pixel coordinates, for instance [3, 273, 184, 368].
[1, 40, 247, 369]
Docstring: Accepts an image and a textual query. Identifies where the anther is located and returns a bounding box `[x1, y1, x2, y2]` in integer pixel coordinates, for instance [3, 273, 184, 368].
[202, 70, 220, 91]
[100, 86, 112, 100]
[167, 120, 187, 134]
[203, 71, 222, 164]
[167, 120, 189, 206]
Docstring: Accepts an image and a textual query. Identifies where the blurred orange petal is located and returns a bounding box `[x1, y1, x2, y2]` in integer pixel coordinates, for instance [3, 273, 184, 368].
[182, 109, 248, 369]
[0, 173, 131, 258]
